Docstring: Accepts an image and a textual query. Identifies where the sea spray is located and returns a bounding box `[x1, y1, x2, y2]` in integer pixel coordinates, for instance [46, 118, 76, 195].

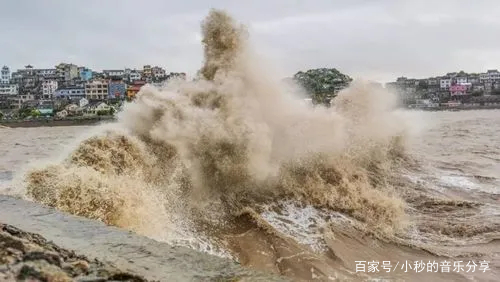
[22, 9, 413, 277]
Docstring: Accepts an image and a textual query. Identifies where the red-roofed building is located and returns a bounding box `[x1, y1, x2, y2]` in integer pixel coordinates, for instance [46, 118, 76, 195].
[126, 81, 146, 99]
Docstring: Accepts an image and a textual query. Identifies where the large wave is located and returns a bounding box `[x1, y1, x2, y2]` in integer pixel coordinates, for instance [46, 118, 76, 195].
[20, 9, 427, 280]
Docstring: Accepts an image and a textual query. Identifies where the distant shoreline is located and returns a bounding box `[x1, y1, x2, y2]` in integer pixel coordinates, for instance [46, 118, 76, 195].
[405, 104, 500, 111]
[1, 104, 500, 129]
[0, 116, 115, 128]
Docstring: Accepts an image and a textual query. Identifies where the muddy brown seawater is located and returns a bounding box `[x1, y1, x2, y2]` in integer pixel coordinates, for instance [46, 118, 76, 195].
[0, 9, 499, 282]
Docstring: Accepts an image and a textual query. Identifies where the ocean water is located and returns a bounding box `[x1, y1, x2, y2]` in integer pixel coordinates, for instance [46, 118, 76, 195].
[1, 10, 499, 282]
[2, 111, 499, 281]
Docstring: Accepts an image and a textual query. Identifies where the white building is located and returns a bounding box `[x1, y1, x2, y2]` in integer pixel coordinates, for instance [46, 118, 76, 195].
[0, 84, 18, 108]
[129, 70, 141, 82]
[42, 80, 58, 99]
[103, 70, 125, 78]
[13, 93, 35, 108]
[480, 69, 500, 82]
[456, 77, 467, 85]
[0, 84, 18, 96]
[440, 78, 452, 89]
[84, 102, 110, 115]
[54, 87, 85, 100]
[152, 66, 166, 79]
[65, 104, 79, 112]
[36, 69, 57, 77]
[85, 80, 108, 101]
[56, 110, 68, 118]
[1, 66, 10, 84]
[79, 97, 89, 108]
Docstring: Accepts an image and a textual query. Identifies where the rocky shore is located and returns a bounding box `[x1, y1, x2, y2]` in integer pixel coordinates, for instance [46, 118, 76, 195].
[0, 223, 147, 281]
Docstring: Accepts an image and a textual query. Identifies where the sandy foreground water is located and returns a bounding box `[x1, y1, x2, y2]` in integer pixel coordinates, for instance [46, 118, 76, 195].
[0, 10, 499, 282]
[0, 194, 283, 281]
[0, 110, 499, 281]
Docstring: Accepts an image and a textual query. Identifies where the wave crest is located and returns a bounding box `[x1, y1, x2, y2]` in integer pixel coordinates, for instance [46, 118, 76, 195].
[22, 9, 415, 277]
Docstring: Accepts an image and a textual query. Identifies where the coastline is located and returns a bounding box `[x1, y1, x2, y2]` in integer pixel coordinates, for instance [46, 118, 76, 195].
[405, 104, 500, 111]
[0, 195, 285, 282]
[2, 104, 499, 129]
[0, 116, 116, 128]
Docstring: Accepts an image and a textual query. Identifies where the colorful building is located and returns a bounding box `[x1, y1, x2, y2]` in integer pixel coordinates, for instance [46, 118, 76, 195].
[108, 79, 126, 99]
[450, 84, 468, 96]
[127, 81, 146, 99]
[79, 68, 93, 81]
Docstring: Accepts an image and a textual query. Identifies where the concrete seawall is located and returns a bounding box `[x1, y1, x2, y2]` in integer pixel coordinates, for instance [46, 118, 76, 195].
[0, 195, 285, 281]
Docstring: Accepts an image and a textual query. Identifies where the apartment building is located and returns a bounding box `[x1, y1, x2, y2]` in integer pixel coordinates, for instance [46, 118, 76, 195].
[85, 79, 108, 101]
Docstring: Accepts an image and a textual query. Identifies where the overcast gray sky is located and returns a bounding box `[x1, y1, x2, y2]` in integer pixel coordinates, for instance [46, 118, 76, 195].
[1, 0, 499, 82]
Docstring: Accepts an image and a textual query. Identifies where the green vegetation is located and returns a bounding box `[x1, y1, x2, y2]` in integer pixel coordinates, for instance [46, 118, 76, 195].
[17, 107, 34, 119]
[97, 110, 110, 116]
[30, 109, 41, 117]
[293, 68, 352, 105]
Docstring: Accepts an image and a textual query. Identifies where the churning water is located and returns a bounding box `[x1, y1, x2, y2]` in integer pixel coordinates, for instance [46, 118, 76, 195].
[1, 10, 499, 282]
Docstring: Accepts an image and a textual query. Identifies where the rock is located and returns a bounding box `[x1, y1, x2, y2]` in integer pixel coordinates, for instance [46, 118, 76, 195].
[17, 261, 72, 282]
[6, 246, 23, 257]
[62, 260, 90, 276]
[23, 251, 63, 266]
[0, 223, 148, 281]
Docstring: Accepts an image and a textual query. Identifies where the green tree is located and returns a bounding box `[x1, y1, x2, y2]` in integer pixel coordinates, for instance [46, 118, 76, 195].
[97, 110, 111, 116]
[31, 109, 41, 117]
[293, 68, 352, 105]
[18, 107, 34, 119]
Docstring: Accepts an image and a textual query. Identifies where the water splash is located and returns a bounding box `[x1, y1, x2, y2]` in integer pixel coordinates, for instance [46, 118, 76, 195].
[20, 9, 421, 280]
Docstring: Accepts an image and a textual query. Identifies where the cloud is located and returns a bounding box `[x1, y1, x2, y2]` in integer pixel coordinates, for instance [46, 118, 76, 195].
[1, 0, 500, 83]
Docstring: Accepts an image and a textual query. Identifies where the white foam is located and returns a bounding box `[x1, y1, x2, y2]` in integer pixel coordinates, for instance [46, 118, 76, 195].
[150, 218, 234, 260]
[479, 204, 500, 217]
[168, 236, 234, 259]
[260, 201, 351, 252]
[440, 175, 476, 189]
[404, 174, 422, 184]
